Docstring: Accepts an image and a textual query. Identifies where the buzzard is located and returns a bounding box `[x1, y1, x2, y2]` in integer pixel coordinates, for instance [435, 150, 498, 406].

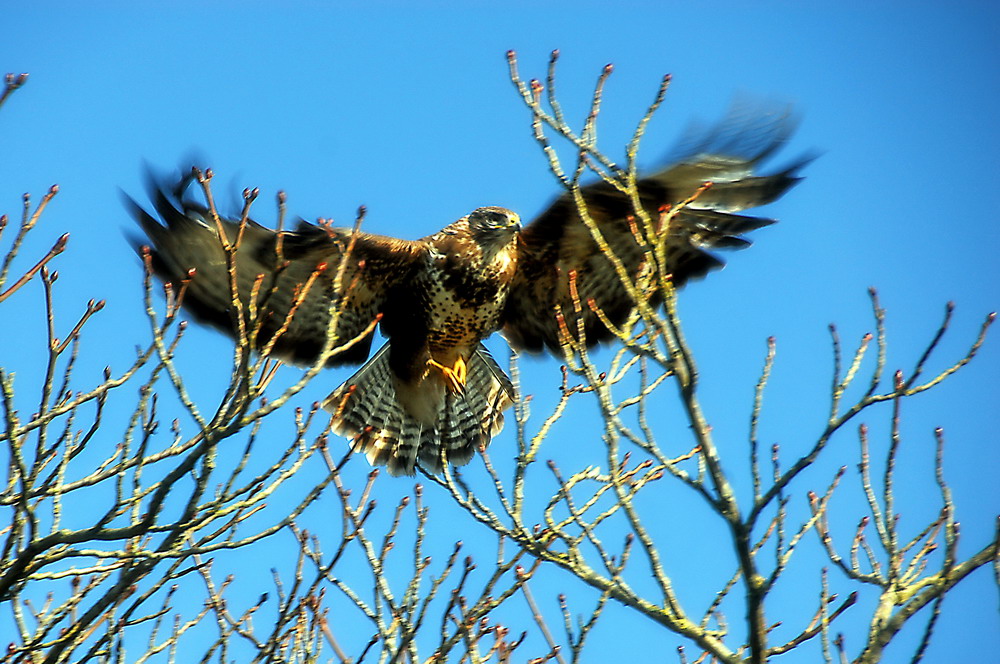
[129, 111, 805, 476]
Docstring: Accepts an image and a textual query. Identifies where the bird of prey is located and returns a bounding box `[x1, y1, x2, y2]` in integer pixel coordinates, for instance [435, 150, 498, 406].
[129, 110, 805, 476]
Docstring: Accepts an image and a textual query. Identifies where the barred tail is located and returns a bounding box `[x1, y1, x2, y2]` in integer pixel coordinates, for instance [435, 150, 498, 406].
[323, 344, 514, 476]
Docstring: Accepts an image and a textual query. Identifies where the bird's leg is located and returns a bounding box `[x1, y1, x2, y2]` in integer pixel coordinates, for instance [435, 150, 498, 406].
[427, 356, 467, 394]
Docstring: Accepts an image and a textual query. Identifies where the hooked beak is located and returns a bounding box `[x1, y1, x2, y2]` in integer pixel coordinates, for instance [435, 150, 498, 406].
[506, 212, 522, 233]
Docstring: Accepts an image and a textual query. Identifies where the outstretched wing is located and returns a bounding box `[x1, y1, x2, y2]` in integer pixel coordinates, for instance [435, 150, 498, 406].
[503, 109, 808, 353]
[128, 173, 422, 366]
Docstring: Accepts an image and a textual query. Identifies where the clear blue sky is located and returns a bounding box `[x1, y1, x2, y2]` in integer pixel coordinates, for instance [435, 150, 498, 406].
[2, 2, 997, 661]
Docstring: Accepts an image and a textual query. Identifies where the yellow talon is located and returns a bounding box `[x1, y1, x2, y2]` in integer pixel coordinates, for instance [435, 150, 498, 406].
[428, 356, 467, 394]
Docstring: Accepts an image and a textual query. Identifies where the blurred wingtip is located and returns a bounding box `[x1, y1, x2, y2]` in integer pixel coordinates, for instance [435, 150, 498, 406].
[665, 98, 802, 165]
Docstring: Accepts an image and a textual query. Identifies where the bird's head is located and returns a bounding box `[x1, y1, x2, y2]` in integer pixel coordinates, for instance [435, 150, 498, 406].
[467, 206, 521, 249]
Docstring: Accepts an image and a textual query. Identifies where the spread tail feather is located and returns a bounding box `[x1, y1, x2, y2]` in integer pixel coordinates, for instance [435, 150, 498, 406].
[323, 344, 514, 476]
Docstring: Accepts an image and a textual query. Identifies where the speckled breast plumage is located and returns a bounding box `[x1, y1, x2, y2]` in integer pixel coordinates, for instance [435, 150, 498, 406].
[419, 244, 515, 354]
